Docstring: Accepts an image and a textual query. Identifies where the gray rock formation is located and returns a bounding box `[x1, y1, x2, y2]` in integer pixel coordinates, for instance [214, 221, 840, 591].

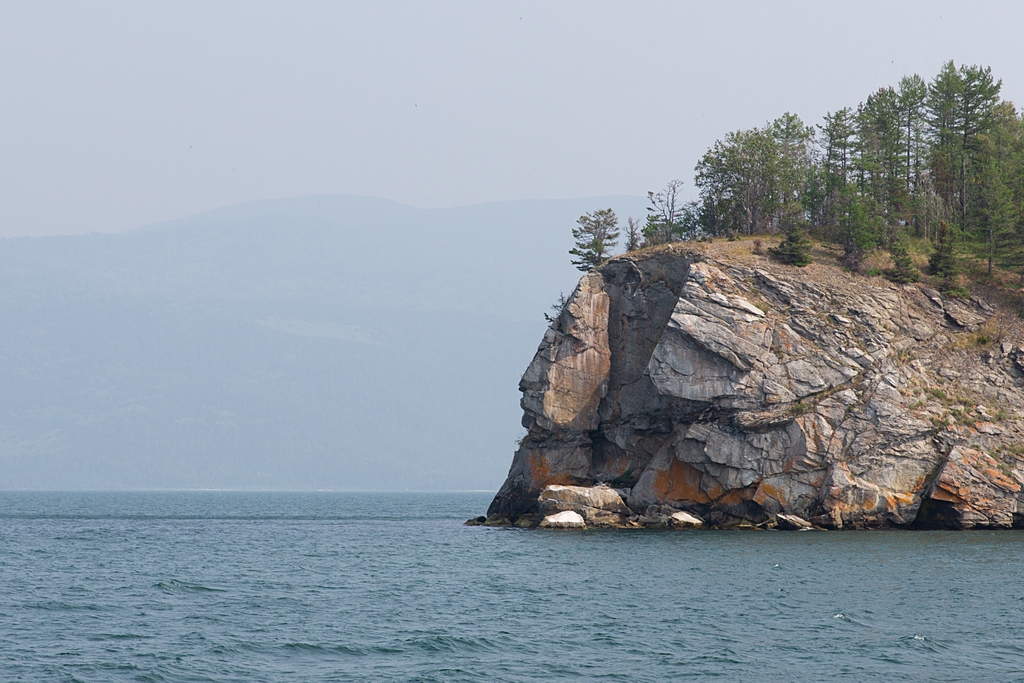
[487, 244, 1024, 529]
[538, 484, 631, 527]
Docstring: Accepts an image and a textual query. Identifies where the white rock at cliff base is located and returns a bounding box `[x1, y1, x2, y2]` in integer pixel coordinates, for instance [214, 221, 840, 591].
[776, 513, 812, 530]
[540, 510, 586, 529]
[670, 511, 704, 528]
[539, 485, 629, 514]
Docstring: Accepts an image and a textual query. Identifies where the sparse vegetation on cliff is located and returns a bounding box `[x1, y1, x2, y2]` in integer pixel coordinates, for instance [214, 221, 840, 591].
[569, 208, 620, 272]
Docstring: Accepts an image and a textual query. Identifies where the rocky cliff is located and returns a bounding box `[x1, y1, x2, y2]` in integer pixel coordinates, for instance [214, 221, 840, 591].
[485, 242, 1024, 530]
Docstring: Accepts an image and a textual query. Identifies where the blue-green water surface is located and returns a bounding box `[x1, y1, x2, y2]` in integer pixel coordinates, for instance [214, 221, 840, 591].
[1, 491, 1023, 681]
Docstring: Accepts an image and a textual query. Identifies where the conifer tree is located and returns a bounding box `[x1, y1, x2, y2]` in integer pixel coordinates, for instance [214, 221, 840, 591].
[840, 192, 881, 271]
[769, 224, 813, 266]
[625, 217, 642, 252]
[569, 209, 619, 272]
[929, 220, 960, 292]
[770, 203, 813, 266]
[888, 237, 919, 283]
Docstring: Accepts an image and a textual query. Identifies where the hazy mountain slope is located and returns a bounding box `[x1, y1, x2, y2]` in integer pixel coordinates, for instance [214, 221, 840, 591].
[0, 194, 648, 489]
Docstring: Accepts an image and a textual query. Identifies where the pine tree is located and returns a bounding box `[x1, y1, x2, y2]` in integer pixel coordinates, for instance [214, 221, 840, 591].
[770, 224, 813, 266]
[625, 217, 642, 252]
[816, 107, 855, 236]
[770, 203, 813, 266]
[543, 292, 569, 323]
[888, 237, 919, 283]
[929, 220, 961, 293]
[569, 209, 619, 272]
[897, 75, 928, 235]
[839, 191, 881, 271]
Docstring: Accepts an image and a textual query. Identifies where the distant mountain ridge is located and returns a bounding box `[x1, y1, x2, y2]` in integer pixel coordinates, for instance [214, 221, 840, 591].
[0, 194, 647, 490]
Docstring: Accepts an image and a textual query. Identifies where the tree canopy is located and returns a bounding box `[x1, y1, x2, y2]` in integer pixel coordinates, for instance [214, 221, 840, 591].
[569, 209, 619, 271]
[574, 61, 1024, 286]
[688, 61, 1023, 281]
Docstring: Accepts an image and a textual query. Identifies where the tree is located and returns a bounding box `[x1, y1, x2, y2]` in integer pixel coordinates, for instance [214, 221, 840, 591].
[929, 220, 959, 290]
[840, 191, 882, 271]
[695, 127, 777, 235]
[926, 61, 1002, 235]
[694, 113, 813, 237]
[855, 87, 906, 244]
[544, 292, 569, 323]
[976, 102, 1023, 276]
[643, 180, 688, 244]
[814, 107, 856, 234]
[769, 222, 813, 266]
[770, 197, 813, 267]
[569, 209, 619, 271]
[888, 237, 920, 283]
[926, 61, 964, 209]
[956, 64, 1003, 231]
[625, 217, 642, 252]
[898, 75, 929, 235]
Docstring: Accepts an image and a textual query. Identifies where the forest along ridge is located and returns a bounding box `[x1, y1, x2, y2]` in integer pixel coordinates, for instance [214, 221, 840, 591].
[476, 239, 1024, 532]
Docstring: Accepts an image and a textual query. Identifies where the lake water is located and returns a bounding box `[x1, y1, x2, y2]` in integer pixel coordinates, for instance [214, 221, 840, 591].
[1, 491, 1023, 682]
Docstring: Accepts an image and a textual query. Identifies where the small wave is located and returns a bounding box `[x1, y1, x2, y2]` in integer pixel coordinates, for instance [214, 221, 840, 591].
[897, 633, 947, 654]
[280, 642, 368, 656]
[154, 579, 226, 593]
[405, 634, 496, 654]
[85, 632, 152, 641]
[26, 600, 103, 612]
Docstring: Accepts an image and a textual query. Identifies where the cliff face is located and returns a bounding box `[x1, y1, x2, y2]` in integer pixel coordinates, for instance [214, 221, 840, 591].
[487, 244, 1024, 529]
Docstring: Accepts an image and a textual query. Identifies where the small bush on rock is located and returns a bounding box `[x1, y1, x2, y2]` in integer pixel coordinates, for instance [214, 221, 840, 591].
[888, 238, 920, 283]
[769, 225, 813, 267]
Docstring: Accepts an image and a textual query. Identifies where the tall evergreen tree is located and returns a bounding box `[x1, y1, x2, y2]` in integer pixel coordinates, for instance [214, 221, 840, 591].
[570, 209, 619, 272]
[926, 61, 1002, 236]
[815, 108, 856, 237]
[926, 61, 964, 210]
[855, 87, 906, 244]
[929, 220, 959, 288]
[625, 217, 643, 252]
[840, 191, 882, 271]
[897, 75, 929, 235]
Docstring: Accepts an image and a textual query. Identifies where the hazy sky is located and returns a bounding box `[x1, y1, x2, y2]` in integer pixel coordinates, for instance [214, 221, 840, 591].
[2, 0, 1023, 237]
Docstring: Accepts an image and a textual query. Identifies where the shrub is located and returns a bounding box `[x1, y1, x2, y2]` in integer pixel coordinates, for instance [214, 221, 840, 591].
[769, 225, 813, 267]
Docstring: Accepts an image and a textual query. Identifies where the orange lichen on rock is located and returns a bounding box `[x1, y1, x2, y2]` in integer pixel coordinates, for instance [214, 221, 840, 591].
[717, 488, 755, 506]
[752, 480, 788, 507]
[928, 447, 1020, 527]
[650, 458, 711, 504]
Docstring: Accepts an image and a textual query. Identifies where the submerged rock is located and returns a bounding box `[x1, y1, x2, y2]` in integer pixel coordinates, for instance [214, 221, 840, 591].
[487, 243, 1024, 530]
